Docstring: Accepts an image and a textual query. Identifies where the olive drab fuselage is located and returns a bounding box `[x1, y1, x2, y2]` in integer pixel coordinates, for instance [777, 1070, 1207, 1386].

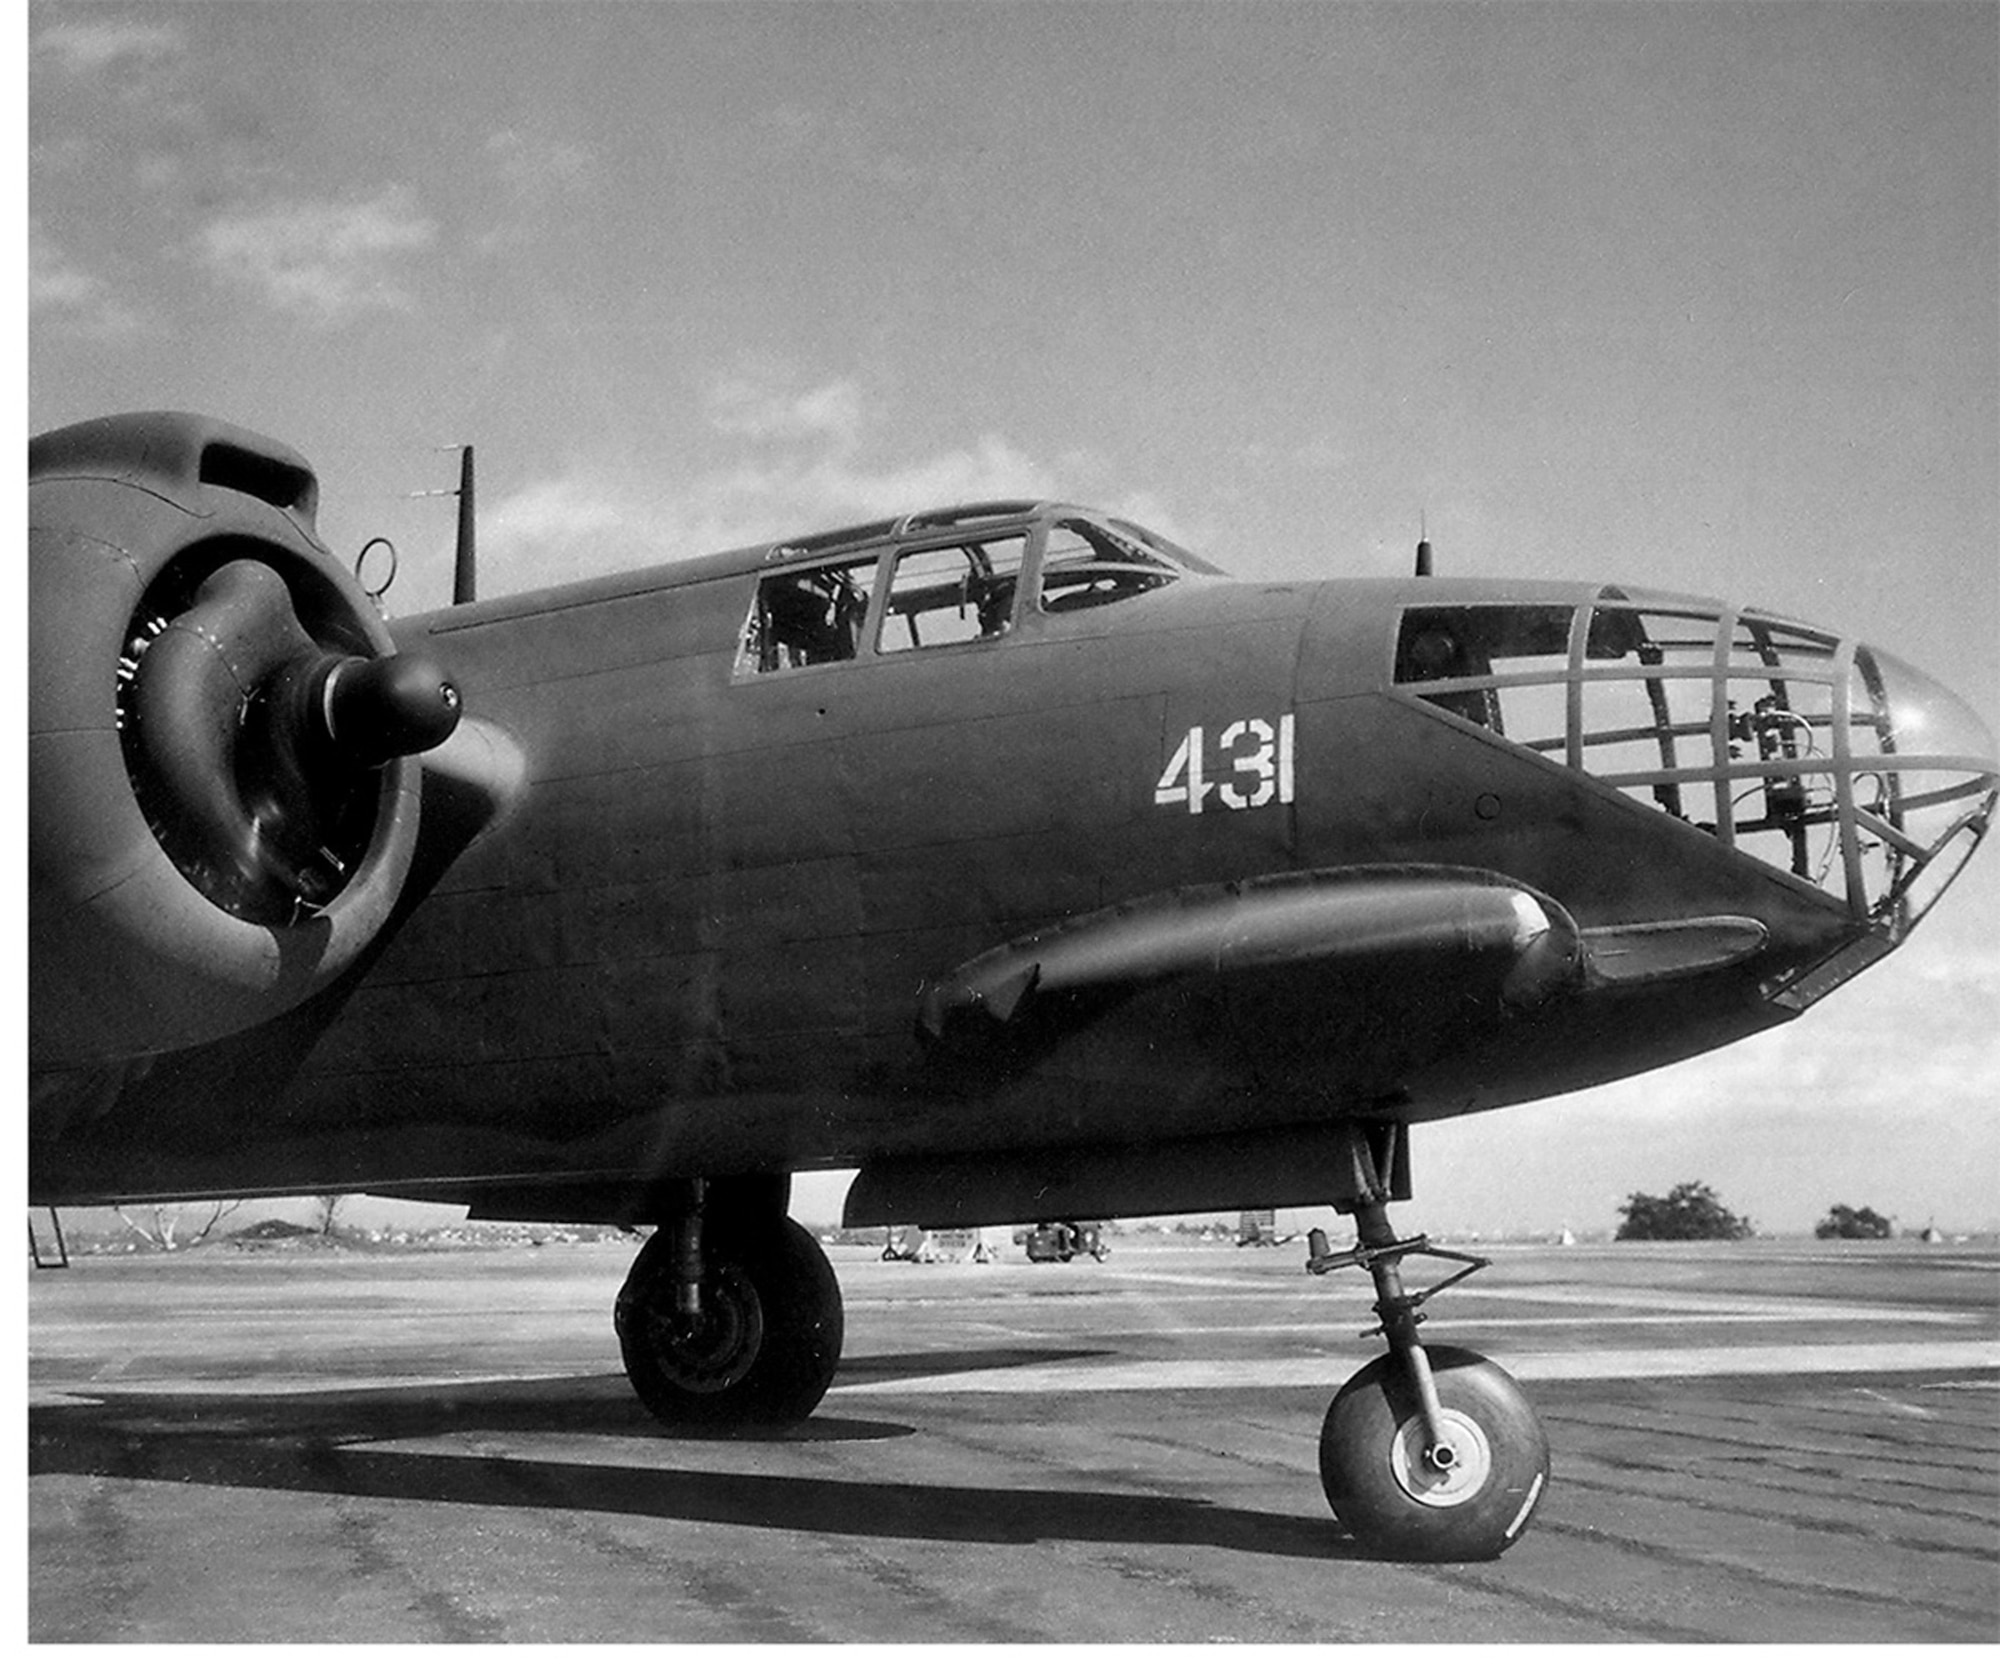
[28, 426, 1997, 1224]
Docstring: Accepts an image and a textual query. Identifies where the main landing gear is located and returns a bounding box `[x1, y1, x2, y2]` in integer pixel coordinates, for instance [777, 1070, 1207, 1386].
[1307, 1127, 1549, 1561]
[614, 1177, 844, 1430]
[608, 1150, 1545, 1560]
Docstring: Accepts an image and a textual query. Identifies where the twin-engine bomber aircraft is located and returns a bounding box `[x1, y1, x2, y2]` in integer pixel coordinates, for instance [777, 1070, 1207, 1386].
[29, 412, 1998, 1561]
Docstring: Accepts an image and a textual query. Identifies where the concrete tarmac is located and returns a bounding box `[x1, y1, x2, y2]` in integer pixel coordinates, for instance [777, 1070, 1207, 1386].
[28, 1235, 2000, 1642]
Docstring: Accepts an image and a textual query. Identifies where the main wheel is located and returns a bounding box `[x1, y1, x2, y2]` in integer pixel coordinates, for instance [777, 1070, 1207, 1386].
[615, 1215, 844, 1430]
[1319, 1344, 1549, 1561]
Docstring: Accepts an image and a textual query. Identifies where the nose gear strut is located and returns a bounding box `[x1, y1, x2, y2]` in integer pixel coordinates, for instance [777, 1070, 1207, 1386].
[1306, 1123, 1549, 1560]
[1308, 1204, 1490, 1473]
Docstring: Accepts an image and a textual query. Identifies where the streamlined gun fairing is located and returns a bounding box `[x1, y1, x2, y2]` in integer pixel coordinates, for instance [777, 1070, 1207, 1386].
[29, 412, 1996, 1560]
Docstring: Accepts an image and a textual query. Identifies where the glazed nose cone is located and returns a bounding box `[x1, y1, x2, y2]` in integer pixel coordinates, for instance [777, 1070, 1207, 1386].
[1842, 641, 1997, 934]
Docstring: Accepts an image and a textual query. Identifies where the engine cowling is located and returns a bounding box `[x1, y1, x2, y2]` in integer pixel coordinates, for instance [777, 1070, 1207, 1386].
[30, 411, 461, 1067]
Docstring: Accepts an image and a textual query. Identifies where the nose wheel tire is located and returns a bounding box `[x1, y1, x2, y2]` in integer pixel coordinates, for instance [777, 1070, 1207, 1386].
[1319, 1344, 1549, 1561]
[616, 1215, 843, 1431]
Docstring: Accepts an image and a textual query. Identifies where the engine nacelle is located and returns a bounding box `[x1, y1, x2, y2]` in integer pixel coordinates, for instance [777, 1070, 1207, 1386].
[30, 412, 460, 1068]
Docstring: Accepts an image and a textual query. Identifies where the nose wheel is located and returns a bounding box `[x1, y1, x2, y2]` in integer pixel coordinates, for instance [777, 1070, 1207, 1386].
[1318, 1343, 1548, 1561]
[1306, 1131, 1551, 1560]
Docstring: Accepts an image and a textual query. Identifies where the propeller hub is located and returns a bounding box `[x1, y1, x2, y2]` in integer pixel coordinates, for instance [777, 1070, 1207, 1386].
[322, 653, 462, 765]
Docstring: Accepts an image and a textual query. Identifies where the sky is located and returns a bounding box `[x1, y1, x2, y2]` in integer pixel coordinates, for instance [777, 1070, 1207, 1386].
[25, 1, 2000, 1235]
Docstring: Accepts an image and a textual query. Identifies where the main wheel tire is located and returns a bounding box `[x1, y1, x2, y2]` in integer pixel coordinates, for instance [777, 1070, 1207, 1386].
[1319, 1344, 1549, 1561]
[615, 1216, 844, 1431]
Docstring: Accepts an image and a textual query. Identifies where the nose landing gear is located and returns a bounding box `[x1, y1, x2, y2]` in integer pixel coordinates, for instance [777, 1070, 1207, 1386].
[1308, 1130, 1550, 1561]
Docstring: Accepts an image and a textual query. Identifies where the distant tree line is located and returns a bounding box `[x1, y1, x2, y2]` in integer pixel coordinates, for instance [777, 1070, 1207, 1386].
[1814, 1203, 1893, 1240]
[1615, 1181, 1907, 1242]
[1615, 1180, 1752, 1241]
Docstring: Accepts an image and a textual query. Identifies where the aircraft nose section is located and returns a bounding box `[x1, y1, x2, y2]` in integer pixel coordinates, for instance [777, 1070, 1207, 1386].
[1386, 588, 1996, 944]
[1847, 642, 1997, 933]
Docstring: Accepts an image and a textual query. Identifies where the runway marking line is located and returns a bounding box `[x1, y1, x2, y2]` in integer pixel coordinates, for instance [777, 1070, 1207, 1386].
[850, 1281, 1972, 1323]
[951, 1308, 1987, 1342]
[32, 1344, 2000, 1408]
[1851, 1387, 1939, 1420]
[830, 1340, 2000, 1395]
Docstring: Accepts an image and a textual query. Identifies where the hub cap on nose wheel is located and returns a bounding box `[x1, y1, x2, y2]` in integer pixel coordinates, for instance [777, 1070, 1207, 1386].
[1388, 1405, 1493, 1506]
[1319, 1344, 1549, 1561]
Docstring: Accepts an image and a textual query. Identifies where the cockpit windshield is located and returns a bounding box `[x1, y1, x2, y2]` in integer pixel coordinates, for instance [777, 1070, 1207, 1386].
[1105, 517, 1221, 574]
[733, 506, 1216, 678]
[1037, 516, 1199, 614]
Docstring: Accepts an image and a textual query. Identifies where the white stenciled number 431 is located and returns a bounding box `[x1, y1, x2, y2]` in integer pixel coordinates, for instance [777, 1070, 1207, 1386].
[1154, 715, 1296, 813]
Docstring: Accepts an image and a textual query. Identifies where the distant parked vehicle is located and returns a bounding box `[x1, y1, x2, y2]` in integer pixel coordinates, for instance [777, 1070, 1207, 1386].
[1024, 1221, 1110, 1263]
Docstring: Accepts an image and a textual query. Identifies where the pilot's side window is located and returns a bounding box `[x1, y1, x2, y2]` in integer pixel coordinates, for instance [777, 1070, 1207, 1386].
[736, 557, 878, 674]
[878, 534, 1027, 654]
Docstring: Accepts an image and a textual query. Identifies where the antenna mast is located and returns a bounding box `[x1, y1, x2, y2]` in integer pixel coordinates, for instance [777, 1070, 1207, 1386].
[450, 445, 477, 605]
[413, 444, 478, 604]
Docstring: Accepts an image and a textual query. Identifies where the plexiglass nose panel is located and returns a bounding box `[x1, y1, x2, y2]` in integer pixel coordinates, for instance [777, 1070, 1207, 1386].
[1847, 643, 1998, 930]
[1393, 589, 1997, 931]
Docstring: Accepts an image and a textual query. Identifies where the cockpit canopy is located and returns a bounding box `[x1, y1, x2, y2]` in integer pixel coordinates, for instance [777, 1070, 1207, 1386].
[1392, 588, 1997, 933]
[735, 504, 1210, 675]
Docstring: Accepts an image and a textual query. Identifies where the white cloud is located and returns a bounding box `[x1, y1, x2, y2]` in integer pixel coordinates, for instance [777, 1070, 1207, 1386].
[832, 434, 1058, 507]
[34, 17, 181, 76]
[481, 475, 635, 561]
[707, 372, 869, 446]
[482, 430, 1059, 596]
[475, 365, 1160, 596]
[755, 102, 952, 192]
[197, 187, 437, 324]
[477, 131, 594, 248]
[486, 130, 593, 200]
[29, 222, 140, 335]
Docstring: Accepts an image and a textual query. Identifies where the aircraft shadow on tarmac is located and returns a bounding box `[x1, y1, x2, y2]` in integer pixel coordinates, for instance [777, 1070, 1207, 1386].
[29, 1362, 1356, 1562]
